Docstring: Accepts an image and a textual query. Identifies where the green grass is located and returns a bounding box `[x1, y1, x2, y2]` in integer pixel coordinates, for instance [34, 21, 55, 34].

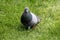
[0, 0, 60, 40]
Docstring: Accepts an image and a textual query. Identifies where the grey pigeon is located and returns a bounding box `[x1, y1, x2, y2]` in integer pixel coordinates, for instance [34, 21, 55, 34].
[21, 7, 40, 29]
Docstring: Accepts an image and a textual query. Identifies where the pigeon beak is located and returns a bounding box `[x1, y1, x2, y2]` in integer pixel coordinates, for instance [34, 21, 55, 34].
[25, 9, 29, 13]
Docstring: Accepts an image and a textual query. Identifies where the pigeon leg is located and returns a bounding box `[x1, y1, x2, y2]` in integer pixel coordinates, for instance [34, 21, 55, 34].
[28, 26, 31, 29]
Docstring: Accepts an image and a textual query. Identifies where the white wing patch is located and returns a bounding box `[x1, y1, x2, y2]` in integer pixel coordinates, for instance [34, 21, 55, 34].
[31, 12, 38, 24]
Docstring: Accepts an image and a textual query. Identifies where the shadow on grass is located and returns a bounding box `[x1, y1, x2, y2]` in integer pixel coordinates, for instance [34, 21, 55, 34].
[4, 22, 28, 31]
[17, 24, 28, 31]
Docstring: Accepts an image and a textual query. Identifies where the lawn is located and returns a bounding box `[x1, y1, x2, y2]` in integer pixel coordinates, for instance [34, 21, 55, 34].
[0, 0, 60, 40]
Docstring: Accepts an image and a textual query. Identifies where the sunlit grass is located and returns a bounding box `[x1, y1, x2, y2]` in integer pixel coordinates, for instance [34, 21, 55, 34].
[0, 0, 60, 40]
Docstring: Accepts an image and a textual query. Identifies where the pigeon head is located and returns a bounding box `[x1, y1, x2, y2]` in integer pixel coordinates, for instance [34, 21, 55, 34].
[24, 7, 30, 13]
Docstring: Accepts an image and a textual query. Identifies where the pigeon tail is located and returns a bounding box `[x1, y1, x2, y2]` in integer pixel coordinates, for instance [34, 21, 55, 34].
[37, 16, 40, 23]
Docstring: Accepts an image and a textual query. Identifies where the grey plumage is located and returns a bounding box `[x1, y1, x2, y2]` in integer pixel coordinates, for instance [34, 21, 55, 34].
[21, 7, 40, 29]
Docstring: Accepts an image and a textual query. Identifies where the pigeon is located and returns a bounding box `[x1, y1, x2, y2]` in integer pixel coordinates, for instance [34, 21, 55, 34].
[21, 7, 40, 29]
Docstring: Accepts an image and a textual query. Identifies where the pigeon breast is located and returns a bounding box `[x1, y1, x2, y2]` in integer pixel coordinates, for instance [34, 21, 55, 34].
[21, 13, 32, 26]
